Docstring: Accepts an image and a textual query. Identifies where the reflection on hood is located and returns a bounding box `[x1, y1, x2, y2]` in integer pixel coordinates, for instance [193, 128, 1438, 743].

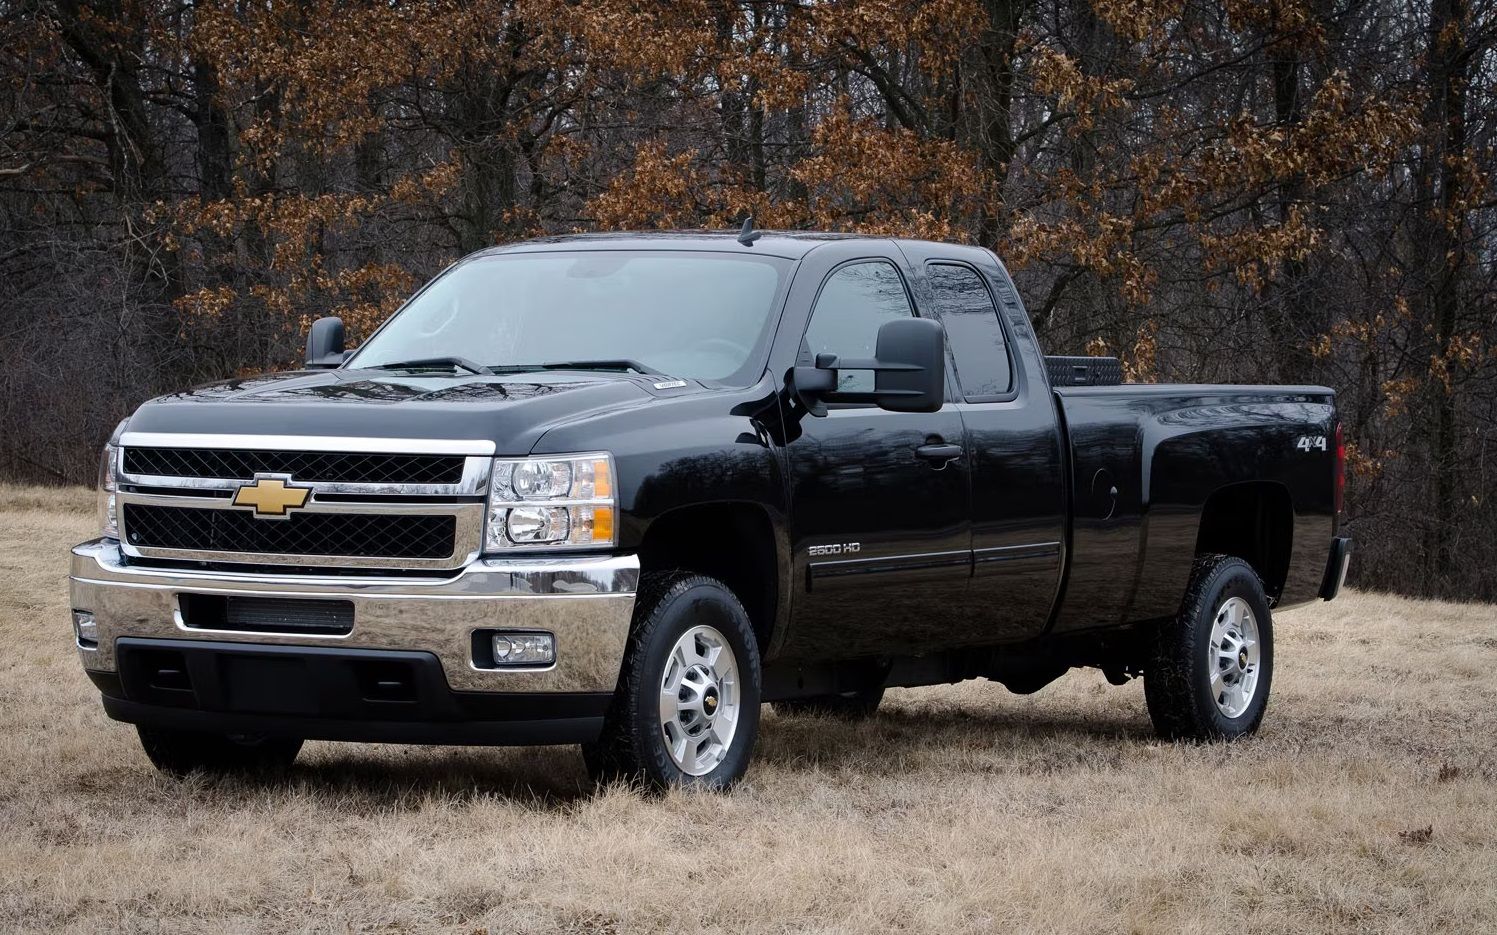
[161, 369, 602, 405]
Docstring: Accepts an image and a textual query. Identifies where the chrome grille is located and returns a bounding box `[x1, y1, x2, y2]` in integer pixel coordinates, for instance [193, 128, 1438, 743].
[123, 447, 464, 485]
[123, 504, 456, 560]
[113, 435, 493, 571]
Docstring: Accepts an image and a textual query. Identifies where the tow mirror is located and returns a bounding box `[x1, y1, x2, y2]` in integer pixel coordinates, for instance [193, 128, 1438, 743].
[792, 317, 946, 415]
[305, 316, 346, 368]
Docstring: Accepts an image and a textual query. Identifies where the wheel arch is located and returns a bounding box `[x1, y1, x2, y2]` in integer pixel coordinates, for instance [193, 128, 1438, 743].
[635, 500, 786, 655]
[1193, 481, 1295, 601]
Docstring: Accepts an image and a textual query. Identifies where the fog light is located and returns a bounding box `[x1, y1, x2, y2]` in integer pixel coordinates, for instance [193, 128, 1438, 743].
[491, 632, 555, 667]
[72, 610, 98, 650]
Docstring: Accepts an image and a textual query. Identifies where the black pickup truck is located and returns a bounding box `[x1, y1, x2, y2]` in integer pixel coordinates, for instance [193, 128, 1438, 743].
[71, 230, 1351, 789]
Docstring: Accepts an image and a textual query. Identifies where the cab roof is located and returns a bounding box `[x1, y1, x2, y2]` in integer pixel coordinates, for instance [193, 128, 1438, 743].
[475, 230, 905, 261]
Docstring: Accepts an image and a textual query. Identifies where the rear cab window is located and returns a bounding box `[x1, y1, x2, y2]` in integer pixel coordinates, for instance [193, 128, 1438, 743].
[924, 262, 1013, 400]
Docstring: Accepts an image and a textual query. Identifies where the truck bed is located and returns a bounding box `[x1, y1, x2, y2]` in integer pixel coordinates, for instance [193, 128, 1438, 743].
[1051, 383, 1338, 631]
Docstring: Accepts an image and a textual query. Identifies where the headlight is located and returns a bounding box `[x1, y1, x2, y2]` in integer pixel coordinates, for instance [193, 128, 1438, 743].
[96, 423, 125, 539]
[484, 453, 615, 551]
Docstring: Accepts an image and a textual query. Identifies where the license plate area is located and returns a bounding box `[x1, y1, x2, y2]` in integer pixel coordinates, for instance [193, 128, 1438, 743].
[221, 655, 315, 714]
[114, 639, 456, 719]
[178, 594, 354, 636]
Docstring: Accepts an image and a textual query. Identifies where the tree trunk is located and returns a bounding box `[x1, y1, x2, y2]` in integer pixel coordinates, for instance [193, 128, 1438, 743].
[1264, 32, 1317, 383]
[1423, 0, 1469, 591]
[972, 0, 1024, 246]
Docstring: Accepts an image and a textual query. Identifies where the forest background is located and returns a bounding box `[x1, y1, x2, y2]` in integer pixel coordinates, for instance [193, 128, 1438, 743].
[2, 0, 1493, 598]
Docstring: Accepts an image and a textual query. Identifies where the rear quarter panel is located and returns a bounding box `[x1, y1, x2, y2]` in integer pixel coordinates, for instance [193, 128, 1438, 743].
[1052, 385, 1336, 633]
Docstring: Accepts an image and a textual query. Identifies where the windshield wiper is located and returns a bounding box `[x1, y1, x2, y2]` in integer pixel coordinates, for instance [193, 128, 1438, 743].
[369, 356, 494, 375]
[538, 359, 668, 376]
[370, 357, 670, 379]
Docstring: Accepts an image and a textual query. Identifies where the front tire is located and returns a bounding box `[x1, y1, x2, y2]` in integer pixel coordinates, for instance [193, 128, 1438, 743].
[137, 726, 302, 777]
[584, 573, 762, 791]
[1145, 554, 1274, 741]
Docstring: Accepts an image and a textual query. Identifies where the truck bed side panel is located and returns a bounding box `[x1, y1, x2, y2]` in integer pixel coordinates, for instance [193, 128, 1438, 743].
[1051, 386, 1336, 633]
[1047, 391, 1148, 633]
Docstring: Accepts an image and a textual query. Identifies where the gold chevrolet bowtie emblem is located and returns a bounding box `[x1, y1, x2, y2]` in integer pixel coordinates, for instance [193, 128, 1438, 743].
[232, 477, 310, 517]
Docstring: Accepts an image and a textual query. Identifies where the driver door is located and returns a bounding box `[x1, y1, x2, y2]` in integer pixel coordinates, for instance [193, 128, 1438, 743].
[777, 246, 971, 661]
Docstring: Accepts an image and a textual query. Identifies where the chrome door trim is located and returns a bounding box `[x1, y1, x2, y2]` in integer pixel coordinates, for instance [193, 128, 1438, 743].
[973, 541, 1062, 563]
[807, 548, 972, 592]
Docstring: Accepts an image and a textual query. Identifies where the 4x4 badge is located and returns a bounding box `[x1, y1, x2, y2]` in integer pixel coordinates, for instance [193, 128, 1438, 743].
[232, 476, 311, 518]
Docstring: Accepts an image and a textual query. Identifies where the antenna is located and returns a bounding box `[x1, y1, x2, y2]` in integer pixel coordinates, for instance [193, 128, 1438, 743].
[737, 216, 762, 246]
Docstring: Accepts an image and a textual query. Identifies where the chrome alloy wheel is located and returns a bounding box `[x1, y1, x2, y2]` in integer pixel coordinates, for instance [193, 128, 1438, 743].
[1209, 596, 1262, 718]
[659, 624, 741, 776]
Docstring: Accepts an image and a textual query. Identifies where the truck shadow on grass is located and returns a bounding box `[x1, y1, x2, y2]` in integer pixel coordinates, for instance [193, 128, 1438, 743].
[755, 705, 1149, 775]
[205, 703, 1152, 807]
[283, 748, 596, 806]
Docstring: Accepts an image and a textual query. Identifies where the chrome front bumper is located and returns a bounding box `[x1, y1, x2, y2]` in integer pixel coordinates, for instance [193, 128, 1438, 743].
[69, 539, 638, 694]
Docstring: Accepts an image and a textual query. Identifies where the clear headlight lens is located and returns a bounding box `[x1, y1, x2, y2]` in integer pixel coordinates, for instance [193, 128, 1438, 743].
[484, 453, 615, 551]
[97, 443, 119, 539]
[512, 460, 572, 499]
[97, 419, 128, 539]
[507, 506, 570, 542]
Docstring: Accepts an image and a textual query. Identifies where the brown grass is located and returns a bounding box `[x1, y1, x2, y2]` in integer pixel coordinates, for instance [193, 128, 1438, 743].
[1, 484, 1494, 934]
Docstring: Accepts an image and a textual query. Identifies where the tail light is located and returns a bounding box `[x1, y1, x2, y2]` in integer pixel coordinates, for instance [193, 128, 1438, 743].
[1333, 421, 1345, 514]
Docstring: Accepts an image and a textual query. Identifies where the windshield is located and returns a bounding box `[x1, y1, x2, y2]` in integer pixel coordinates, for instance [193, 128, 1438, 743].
[349, 251, 791, 383]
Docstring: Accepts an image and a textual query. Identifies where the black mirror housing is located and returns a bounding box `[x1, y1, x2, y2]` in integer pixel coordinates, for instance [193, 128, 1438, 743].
[305, 316, 346, 369]
[870, 317, 945, 412]
[790, 316, 947, 415]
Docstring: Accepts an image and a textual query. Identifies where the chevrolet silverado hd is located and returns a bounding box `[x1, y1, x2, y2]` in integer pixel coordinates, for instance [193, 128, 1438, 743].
[70, 229, 1352, 789]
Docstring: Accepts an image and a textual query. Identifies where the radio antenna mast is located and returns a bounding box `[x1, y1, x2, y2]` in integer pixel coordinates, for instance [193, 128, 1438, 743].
[737, 216, 762, 246]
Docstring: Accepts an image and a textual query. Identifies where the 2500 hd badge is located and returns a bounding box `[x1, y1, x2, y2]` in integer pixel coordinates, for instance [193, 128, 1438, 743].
[71, 229, 1351, 790]
[807, 543, 861, 557]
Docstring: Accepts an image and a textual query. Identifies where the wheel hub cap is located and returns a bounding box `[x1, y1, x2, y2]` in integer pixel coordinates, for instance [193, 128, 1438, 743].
[1209, 596, 1261, 719]
[659, 625, 740, 776]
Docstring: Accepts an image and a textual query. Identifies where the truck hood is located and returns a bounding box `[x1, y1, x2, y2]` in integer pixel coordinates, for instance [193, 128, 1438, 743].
[123, 368, 665, 455]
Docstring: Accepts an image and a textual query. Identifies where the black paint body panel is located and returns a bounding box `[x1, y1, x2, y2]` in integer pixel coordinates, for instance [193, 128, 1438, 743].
[128, 368, 656, 455]
[1053, 385, 1337, 633]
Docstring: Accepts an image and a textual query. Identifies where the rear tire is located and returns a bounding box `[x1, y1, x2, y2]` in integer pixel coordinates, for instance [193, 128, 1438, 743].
[137, 726, 302, 777]
[773, 687, 884, 719]
[1145, 554, 1274, 741]
[583, 572, 762, 791]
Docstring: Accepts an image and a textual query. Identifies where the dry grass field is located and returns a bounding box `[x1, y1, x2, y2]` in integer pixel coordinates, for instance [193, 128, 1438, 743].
[1, 484, 1493, 934]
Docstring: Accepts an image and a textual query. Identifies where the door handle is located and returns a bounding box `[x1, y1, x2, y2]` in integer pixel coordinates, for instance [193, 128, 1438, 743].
[915, 443, 964, 464]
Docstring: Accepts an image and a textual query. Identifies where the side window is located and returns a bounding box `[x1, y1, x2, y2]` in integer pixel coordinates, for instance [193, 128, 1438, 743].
[803, 261, 914, 392]
[926, 263, 1012, 398]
